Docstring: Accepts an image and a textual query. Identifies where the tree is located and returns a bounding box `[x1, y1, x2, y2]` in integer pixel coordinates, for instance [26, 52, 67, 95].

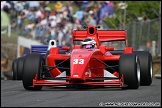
[104, 1, 160, 29]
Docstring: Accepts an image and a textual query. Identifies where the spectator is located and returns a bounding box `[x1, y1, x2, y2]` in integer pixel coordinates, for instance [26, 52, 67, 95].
[82, 1, 90, 9]
[44, 7, 51, 18]
[105, 1, 115, 18]
[14, 1, 24, 15]
[58, 27, 64, 46]
[39, 1, 47, 8]
[27, 1, 40, 11]
[49, 27, 56, 40]
[24, 20, 35, 36]
[17, 11, 26, 32]
[49, 17, 57, 27]
[99, 2, 106, 21]
[65, 37, 73, 51]
[88, 15, 97, 26]
[17, 16, 22, 29]
[35, 7, 44, 21]
[1, 1, 11, 13]
[55, 1, 63, 13]
[5, 1, 118, 46]
[93, 7, 100, 25]
[10, 8, 17, 24]
[1, 1, 7, 10]
[74, 1, 82, 8]
[40, 17, 48, 27]
[75, 7, 85, 24]
[36, 26, 43, 40]
[66, 3, 73, 16]
[26, 8, 35, 21]
[50, 9, 56, 16]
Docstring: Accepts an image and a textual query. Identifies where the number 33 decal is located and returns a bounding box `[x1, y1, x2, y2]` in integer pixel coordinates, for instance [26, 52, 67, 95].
[73, 59, 84, 64]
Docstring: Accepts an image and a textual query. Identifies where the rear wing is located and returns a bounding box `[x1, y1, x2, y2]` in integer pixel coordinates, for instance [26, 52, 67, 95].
[72, 30, 127, 42]
[98, 30, 126, 42]
[31, 45, 70, 55]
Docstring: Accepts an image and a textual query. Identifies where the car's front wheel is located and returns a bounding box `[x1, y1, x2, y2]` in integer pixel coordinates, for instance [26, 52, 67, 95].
[22, 54, 43, 90]
[119, 54, 140, 89]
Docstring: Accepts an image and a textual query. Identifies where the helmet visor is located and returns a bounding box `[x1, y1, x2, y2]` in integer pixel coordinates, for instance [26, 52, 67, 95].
[85, 44, 92, 49]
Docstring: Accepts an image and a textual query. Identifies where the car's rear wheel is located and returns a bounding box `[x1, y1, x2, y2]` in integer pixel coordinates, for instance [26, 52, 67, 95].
[17, 57, 25, 80]
[12, 59, 18, 80]
[22, 54, 43, 90]
[119, 54, 140, 89]
[134, 51, 152, 86]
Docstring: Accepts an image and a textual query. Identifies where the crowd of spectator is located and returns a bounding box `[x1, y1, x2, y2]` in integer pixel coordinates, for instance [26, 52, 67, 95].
[1, 1, 116, 47]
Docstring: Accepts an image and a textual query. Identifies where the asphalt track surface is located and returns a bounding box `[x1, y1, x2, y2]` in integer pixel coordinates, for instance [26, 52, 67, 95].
[1, 79, 161, 107]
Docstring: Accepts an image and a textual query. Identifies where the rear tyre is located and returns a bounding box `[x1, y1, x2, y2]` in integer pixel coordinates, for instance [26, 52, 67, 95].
[22, 54, 43, 90]
[119, 54, 140, 89]
[134, 51, 152, 86]
[17, 57, 25, 80]
[12, 59, 18, 80]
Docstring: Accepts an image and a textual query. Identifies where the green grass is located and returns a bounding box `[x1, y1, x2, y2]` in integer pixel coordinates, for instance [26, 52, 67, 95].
[71, 3, 79, 14]
[1, 31, 18, 45]
[47, 3, 56, 11]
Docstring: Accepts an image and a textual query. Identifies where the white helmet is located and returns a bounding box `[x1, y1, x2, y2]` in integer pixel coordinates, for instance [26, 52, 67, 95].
[81, 38, 97, 49]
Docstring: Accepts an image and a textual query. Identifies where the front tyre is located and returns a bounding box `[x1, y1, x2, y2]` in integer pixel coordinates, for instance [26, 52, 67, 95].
[119, 54, 140, 89]
[22, 54, 43, 90]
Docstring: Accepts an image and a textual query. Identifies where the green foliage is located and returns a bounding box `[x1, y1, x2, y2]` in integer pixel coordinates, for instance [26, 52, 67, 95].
[47, 3, 56, 11]
[104, 1, 160, 28]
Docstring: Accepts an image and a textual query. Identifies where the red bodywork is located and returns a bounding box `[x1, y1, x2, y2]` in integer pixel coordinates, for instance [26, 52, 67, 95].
[33, 26, 133, 87]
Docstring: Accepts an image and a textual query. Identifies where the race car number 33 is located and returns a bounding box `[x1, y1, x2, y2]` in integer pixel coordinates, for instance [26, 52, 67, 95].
[73, 59, 84, 64]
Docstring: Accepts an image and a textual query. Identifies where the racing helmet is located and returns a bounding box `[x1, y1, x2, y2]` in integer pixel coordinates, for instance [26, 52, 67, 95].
[81, 38, 97, 49]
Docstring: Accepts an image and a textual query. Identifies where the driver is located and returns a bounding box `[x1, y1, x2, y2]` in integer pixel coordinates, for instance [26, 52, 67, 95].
[81, 37, 97, 49]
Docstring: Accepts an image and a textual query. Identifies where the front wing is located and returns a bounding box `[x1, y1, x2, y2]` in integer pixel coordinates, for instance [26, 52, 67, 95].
[32, 74, 125, 88]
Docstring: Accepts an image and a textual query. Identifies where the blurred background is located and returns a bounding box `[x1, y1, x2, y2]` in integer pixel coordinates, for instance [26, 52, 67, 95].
[1, 1, 161, 80]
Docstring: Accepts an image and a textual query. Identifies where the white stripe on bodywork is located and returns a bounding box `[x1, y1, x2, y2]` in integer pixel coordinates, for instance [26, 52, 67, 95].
[46, 71, 67, 83]
[47, 71, 67, 87]
[55, 71, 66, 82]
[104, 70, 117, 82]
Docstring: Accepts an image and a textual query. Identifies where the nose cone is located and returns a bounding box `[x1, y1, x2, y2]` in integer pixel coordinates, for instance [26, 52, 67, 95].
[70, 49, 93, 81]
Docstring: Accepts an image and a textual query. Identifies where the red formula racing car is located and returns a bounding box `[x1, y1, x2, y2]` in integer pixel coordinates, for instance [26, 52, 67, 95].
[19, 25, 152, 90]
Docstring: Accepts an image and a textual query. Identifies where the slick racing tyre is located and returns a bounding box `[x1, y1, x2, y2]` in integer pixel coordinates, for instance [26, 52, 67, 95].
[119, 54, 140, 89]
[17, 57, 25, 80]
[12, 59, 18, 80]
[22, 54, 44, 90]
[134, 51, 152, 86]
